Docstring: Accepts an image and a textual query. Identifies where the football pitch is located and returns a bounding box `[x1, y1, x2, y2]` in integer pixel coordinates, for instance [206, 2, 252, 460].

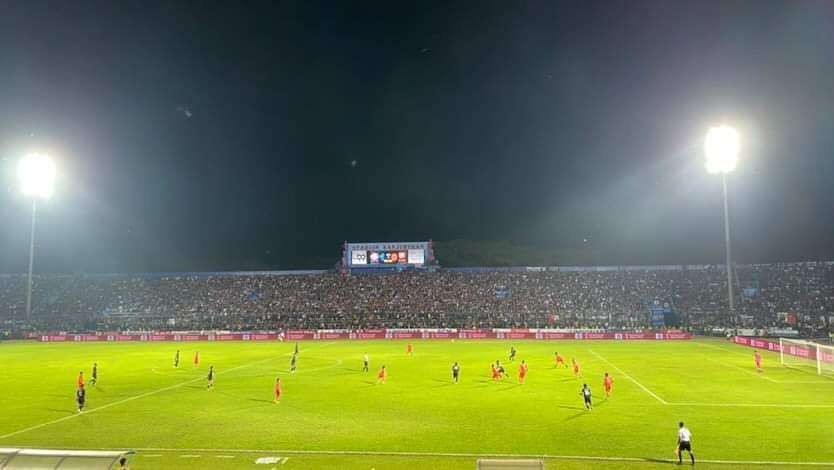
[1, 338, 833, 469]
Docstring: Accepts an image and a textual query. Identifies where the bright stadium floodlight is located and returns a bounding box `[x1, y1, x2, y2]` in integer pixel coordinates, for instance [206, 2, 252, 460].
[704, 125, 740, 325]
[704, 125, 740, 174]
[18, 153, 57, 322]
[18, 153, 56, 199]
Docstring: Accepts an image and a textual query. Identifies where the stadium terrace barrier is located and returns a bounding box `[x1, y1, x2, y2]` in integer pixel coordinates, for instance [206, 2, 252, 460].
[38, 330, 692, 342]
[733, 336, 834, 363]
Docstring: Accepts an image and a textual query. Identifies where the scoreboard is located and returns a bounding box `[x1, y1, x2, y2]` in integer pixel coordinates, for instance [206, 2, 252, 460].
[345, 241, 430, 268]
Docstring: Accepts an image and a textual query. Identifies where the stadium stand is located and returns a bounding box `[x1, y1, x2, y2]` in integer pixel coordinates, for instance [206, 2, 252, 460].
[0, 263, 831, 337]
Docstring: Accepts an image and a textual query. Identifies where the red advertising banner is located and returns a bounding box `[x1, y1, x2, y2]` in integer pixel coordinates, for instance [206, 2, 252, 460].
[353, 331, 386, 340]
[425, 331, 456, 339]
[35, 330, 692, 343]
[285, 331, 316, 340]
[458, 330, 498, 339]
[319, 332, 350, 340]
[389, 332, 421, 339]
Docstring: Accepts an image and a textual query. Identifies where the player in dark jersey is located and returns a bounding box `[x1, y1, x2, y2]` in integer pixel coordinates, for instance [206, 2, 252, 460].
[90, 363, 98, 386]
[290, 352, 298, 374]
[581, 383, 593, 410]
[76, 387, 86, 413]
[363, 353, 369, 372]
[509, 346, 517, 362]
[207, 366, 215, 390]
[452, 362, 461, 383]
[174, 350, 180, 368]
[294, 342, 299, 355]
[496, 360, 506, 379]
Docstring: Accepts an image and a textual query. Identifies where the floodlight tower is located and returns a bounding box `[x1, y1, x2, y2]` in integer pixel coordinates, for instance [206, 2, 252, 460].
[704, 125, 740, 324]
[18, 154, 56, 322]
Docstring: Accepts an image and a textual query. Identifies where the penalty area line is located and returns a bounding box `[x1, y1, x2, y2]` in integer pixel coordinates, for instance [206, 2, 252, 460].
[588, 349, 668, 405]
[0, 343, 336, 441]
[71, 447, 834, 467]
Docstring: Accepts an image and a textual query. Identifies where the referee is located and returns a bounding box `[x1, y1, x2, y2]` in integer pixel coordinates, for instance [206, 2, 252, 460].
[677, 422, 695, 465]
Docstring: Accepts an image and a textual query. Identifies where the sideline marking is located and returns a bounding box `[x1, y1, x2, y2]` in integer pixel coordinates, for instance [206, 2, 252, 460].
[50, 447, 834, 467]
[588, 349, 668, 404]
[0, 343, 336, 441]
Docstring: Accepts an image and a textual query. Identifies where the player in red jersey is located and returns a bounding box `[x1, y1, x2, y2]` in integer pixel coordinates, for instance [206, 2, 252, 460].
[77, 371, 85, 389]
[377, 365, 387, 384]
[407, 343, 413, 357]
[554, 352, 566, 368]
[754, 350, 763, 373]
[491, 363, 500, 382]
[518, 360, 529, 384]
[572, 358, 581, 378]
[274, 377, 282, 404]
[603, 372, 614, 398]
[194, 351, 200, 368]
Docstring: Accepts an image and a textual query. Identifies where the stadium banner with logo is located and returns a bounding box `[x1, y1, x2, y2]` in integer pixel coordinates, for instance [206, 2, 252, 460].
[345, 241, 430, 268]
[37, 330, 691, 342]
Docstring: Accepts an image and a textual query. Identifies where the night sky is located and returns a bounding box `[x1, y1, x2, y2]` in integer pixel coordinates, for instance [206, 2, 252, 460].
[1, 1, 833, 272]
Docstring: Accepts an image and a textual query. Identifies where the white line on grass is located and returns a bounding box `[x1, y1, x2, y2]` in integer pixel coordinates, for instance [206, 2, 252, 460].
[588, 349, 668, 405]
[89, 447, 834, 467]
[0, 343, 336, 441]
[703, 356, 780, 383]
[669, 402, 834, 408]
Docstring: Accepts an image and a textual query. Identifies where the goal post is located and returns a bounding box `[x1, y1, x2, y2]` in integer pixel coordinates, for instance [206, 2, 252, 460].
[779, 338, 834, 376]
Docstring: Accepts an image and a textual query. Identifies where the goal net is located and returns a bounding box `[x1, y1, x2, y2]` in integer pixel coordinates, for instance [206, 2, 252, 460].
[779, 338, 834, 376]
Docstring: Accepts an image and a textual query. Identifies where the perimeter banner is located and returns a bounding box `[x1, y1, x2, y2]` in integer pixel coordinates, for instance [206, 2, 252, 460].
[38, 330, 692, 342]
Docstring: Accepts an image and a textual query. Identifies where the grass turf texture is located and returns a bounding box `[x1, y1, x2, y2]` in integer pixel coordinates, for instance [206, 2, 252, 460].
[1, 338, 832, 469]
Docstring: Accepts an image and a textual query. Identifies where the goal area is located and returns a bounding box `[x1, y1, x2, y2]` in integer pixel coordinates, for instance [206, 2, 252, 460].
[779, 338, 834, 376]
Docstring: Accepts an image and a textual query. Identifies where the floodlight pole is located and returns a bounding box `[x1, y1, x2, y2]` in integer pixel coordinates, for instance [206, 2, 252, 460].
[721, 173, 735, 324]
[25, 199, 37, 322]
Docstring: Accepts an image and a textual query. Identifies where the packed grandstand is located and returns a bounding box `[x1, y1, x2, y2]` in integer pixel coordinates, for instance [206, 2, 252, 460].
[1, 262, 831, 339]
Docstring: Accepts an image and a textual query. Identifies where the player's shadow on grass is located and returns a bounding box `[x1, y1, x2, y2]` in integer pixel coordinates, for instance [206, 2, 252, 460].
[640, 457, 671, 464]
[555, 405, 585, 411]
[45, 408, 75, 415]
[565, 410, 589, 421]
[362, 380, 377, 386]
[247, 398, 275, 404]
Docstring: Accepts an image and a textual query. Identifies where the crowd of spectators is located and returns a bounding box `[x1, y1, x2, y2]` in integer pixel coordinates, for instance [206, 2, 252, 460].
[0, 263, 831, 337]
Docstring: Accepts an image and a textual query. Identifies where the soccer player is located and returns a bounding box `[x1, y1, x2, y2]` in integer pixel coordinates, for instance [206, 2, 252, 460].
[363, 353, 369, 372]
[174, 350, 180, 368]
[491, 362, 500, 382]
[580, 383, 593, 410]
[407, 343, 413, 357]
[509, 346, 517, 362]
[77, 371, 85, 389]
[676, 422, 695, 465]
[294, 342, 299, 356]
[603, 372, 614, 399]
[554, 352, 566, 368]
[76, 386, 86, 413]
[207, 365, 215, 390]
[572, 358, 581, 378]
[118, 457, 130, 470]
[274, 377, 282, 404]
[290, 352, 298, 374]
[518, 360, 528, 384]
[377, 365, 387, 384]
[754, 350, 763, 373]
[194, 351, 200, 368]
[496, 360, 506, 379]
[452, 362, 461, 383]
[91, 363, 98, 387]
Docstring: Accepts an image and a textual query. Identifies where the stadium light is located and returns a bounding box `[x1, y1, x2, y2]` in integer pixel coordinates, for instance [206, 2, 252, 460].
[18, 153, 56, 322]
[18, 153, 56, 199]
[704, 126, 739, 324]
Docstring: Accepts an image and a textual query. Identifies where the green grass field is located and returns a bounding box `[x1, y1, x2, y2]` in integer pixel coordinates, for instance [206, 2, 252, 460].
[1, 338, 833, 469]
